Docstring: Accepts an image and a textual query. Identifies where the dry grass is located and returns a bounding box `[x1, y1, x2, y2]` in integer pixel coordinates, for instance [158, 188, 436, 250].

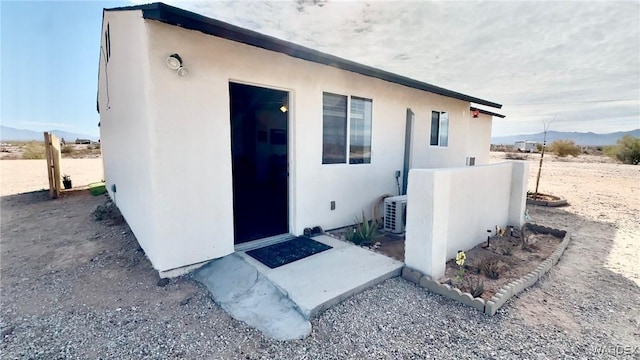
[21, 141, 46, 159]
[504, 151, 529, 160]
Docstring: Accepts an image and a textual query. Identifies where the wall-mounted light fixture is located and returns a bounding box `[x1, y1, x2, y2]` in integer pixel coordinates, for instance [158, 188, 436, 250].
[177, 67, 189, 77]
[165, 53, 189, 77]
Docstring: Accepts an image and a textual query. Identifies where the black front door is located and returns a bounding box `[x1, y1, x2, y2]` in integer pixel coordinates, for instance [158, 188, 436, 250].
[229, 82, 289, 244]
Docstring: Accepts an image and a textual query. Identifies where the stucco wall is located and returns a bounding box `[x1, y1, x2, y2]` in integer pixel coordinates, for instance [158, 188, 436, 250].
[405, 161, 528, 278]
[98, 11, 160, 263]
[100, 13, 498, 272]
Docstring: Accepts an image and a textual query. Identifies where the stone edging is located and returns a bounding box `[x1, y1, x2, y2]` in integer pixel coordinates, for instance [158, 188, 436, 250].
[402, 231, 571, 316]
[526, 197, 568, 207]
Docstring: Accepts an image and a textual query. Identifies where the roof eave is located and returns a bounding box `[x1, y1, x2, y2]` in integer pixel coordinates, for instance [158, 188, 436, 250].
[470, 106, 506, 118]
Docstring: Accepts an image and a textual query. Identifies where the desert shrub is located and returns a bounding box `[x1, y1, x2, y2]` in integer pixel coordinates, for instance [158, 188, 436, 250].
[93, 200, 124, 224]
[61, 145, 74, 154]
[550, 139, 581, 157]
[480, 257, 502, 279]
[605, 135, 640, 165]
[504, 152, 528, 160]
[22, 141, 45, 159]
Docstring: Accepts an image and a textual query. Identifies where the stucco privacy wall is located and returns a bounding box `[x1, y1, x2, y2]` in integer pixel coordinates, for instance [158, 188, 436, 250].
[98, 11, 160, 263]
[405, 161, 529, 279]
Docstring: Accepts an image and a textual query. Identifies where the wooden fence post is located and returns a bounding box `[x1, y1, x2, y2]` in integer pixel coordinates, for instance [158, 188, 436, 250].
[44, 132, 62, 199]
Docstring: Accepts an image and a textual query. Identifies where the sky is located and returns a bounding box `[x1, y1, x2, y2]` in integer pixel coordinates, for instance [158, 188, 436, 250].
[1, 0, 127, 136]
[1, 1, 639, 137]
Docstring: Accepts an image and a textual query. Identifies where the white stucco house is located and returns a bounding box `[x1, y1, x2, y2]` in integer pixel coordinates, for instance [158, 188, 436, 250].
[97, 2, 507, 277]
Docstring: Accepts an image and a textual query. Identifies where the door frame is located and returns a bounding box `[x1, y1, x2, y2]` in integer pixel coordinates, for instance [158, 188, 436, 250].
[228, 79, 295, 250]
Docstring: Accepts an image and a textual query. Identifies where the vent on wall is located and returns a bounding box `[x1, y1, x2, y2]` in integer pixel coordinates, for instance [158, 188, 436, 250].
[466, 157, 476, 166]
[384, 195, 407, 234]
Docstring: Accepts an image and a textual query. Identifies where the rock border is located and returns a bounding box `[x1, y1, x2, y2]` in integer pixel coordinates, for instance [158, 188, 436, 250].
[526, 194, 568, 207]
[402, 230, 571, 316]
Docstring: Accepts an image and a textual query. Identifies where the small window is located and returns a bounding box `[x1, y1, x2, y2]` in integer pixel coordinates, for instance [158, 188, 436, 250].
[322, 93, 348, 164]
[430, 111, 449, 147]
[322, 92, 373, 164]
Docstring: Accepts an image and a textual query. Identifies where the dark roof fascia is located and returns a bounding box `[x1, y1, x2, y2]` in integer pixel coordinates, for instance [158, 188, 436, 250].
[470, 106, 506, 118]
[105, 2, 502, 109]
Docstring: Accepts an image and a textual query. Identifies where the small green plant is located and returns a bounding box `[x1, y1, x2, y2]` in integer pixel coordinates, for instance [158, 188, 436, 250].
[61, 145, 74, 154]
[605, 135, 640, 165]
[452, 251, 484, 297]
[550, 139, 581, 157]
[467, 276, 485, 298]
[346, 211, 378, 246]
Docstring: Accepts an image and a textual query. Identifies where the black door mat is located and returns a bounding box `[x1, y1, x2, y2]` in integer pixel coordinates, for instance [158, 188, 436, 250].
[246, 236, 332, 269]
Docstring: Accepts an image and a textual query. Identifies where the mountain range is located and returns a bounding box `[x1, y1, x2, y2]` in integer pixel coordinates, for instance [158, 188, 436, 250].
[0, 126, 99, 142]
[2, 125, 637, 147]
[491, 129, 640, 146]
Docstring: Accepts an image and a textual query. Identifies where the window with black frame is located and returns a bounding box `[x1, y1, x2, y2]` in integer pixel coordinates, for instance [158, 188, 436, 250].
[430, 110, 449, 147]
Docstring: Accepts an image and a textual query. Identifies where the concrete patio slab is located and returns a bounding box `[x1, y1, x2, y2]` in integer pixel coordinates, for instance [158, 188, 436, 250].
[193, 254, 311, 341]
[237, 235, 404, 319]
[194, 235, 403, 339]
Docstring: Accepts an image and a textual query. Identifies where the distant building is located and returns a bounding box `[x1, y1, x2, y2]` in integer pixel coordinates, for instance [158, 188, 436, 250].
[515, 140, 537, 152]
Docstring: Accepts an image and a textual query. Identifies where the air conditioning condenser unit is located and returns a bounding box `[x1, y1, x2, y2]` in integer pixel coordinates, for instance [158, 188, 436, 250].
[384, 195, 407, 234]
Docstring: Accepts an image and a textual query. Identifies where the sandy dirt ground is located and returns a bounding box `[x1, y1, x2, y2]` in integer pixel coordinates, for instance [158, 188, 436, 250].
[490, 152, 640, 287]
[0, 159, 104, 196]
[491, 151, 640, 342]
[1, 154, 639, 357]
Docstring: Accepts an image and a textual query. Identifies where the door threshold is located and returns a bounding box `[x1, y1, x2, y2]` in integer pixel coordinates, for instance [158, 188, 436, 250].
[234, 233, 296, 252]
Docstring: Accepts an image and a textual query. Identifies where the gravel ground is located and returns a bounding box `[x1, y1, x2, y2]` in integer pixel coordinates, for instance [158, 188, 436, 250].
[2, 157, 639, 359]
